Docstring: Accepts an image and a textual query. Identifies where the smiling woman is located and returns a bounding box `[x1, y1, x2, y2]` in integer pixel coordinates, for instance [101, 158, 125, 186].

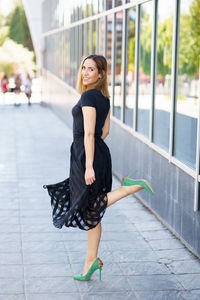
[43, 54, 154, 281]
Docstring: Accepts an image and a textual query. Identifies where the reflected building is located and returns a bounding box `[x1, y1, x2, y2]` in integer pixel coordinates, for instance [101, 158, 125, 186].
[27, 0, 200, 257]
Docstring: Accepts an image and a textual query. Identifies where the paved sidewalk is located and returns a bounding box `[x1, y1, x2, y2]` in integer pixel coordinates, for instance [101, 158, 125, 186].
[1, 103, 200, 300]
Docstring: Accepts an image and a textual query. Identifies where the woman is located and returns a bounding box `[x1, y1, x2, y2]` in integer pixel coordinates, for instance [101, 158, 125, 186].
[23, 73, 32, 106]
[43, 54, 154, 281]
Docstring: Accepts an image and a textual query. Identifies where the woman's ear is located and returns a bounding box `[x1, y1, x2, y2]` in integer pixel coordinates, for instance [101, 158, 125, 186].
[99, 70, 105, 79]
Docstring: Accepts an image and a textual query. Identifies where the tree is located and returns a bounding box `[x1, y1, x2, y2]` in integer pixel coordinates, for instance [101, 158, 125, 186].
[6, 0, 34, 52]
[0, 39, 35, 76]
[0, 12, 9, 46]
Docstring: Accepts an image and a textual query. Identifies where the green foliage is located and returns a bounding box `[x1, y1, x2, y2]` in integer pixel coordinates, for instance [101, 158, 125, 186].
[127, 0, 199, 78]
[0, 40, 35, 76]
[6, 0, 34, 52]
[0, 26, 9, 46]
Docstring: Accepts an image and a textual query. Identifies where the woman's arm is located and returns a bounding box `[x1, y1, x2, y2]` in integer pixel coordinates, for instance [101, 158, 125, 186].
[101, 109, 110, 140]
[82, 106, 96, 185]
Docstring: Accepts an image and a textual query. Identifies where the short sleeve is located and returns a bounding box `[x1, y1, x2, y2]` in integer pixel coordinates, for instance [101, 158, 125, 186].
[80, 91, 96, 108]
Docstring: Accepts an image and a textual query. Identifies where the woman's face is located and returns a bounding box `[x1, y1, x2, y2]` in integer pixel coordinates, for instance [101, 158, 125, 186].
[81, 59, 101, 86]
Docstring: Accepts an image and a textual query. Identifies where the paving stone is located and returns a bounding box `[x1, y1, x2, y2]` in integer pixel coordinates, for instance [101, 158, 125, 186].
[148, 239, 184, 250]
[119, 262, 170, 275]
[101, 231, 141, 241]
[0, 253, 23, 264]
[0, 265, 23, 278]
[140, 230, 174, 240]
[181, 290, 200, 300]
[0, 224, 21, 233]
[82, 291, 137, 300]
[21, 233, 62, 242]
[0, 296, 25, 300]
[20, 217, 50, 225]
[175, 274, 200, 289]
[21, 224, 58, 233]
[25, 277, 78, 293]
[128, 275, 183, 291]
[134, 221, 165, 231]
[22, 241, 66, 252]
[23, 252, 69, 264]
[112, 250, 158, 262]
[0, 241, 21, 253]
[75, 275, 132, 292]
[24, 263, 73, 277]
[0, 278, 24, 294]
[106, 239, 150, 251]
[155, 249, 194, 261]
[167, 260, 200, 274]
[102, 222, 138, 232]
[26, 294, 81, 300]
[136, 291, 184, 300]
[0, 216, 20, 225]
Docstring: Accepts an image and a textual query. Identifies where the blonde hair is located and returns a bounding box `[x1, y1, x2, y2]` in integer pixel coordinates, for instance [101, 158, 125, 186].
[76, 54, 110, 99]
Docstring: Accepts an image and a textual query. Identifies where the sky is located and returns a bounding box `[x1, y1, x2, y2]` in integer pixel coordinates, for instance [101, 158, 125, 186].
[0, 0, 14, 16]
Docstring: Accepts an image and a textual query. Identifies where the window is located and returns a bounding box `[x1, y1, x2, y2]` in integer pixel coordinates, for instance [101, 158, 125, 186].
[153, 0, 174, 151]
[106, 14, 113, 97]
[174, 0, 199, 169]
[125, 7, 136, 127]
[99, 17, 105, 55]
[113, 11, 123, 120]
[137, 1, 153, 137]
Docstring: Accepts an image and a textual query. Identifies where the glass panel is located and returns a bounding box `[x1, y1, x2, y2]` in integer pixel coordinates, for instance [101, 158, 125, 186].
[115, 0, 122, 7]
[125, 7, 136, 127]
[106, 14, 113, 98]
[153, 0, 174, 151]
[106, 0, 113, 10]
[114, 11, 123, 120]
[87, 0, 92, 16]
[64, 2, 71, 26]
[92, 20, 97, 53]
[99, 17, 105, 55]
[98, 0, 104, 12]
[92, 0, 99, 15]
[137, 1, 153, 137]
[87, 22, 91, 55]
[174, 0, 199, 169]
[64, 30, 70, 85]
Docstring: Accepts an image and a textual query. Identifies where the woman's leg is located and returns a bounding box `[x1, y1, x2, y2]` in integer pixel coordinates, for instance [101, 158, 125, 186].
[82, 222, 102, 275]
[82, 185, 143, 275]
[107, 184, 143, 207]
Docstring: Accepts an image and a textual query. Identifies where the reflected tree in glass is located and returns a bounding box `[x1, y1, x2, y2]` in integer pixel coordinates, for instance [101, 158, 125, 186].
[174, 0, 200, 169]
[153, 1, 173, 151]
[125, 7, 136, 127]
[137, 2, 153, 137]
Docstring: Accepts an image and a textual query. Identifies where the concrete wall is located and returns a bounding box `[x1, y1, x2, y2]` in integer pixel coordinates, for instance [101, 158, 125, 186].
[42, 71, 200, 258]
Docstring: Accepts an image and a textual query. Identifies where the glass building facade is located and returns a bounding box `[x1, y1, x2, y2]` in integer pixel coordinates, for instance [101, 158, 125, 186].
[42, 0, 200, 255]
[43, 0, 200, 170]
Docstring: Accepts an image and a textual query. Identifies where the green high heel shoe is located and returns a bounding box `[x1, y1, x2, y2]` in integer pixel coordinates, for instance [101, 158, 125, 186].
[121, 171, 154, 195]
[73, 258, 103, 281]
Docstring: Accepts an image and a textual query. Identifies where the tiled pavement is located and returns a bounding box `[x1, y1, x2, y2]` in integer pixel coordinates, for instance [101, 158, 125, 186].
[1, 102, 200, 300]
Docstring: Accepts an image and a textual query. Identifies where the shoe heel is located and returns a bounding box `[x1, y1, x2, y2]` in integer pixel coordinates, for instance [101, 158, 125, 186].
[99, 268, 102, 280]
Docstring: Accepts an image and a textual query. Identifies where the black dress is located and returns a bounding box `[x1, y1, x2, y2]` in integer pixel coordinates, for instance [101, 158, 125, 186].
[43, 89, 112, 231]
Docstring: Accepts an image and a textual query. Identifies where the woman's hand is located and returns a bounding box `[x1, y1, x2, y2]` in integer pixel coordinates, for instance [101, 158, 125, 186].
[85, 167, 95, 185]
